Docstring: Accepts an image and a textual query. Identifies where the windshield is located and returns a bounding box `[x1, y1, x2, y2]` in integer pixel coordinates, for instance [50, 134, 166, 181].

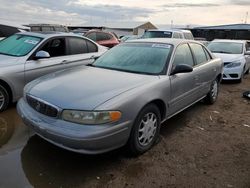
[93, 43, 173, 75]
[0, 34, 42, 57]
[142, 31, 172, 38]
[207, 42, 243, 54]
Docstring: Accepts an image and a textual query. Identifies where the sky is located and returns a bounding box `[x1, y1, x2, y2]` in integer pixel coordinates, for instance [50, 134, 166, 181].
[0, 0, 249, 28]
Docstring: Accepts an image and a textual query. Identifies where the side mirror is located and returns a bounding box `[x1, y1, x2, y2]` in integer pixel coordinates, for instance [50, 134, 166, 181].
[171, 64, 193, 75]
[90, 55, 99, 60]
[35, 51, 50, 59]
[244, 51, 250, 55]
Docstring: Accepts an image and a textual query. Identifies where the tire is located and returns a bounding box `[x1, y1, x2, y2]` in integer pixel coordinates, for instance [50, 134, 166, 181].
[127, 104, 161, 156]
[0, 85, 9, 112]
[204, 79, 219, 104]
[246, 68, 249, 75]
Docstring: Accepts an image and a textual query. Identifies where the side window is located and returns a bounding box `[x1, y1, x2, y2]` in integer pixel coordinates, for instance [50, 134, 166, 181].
[86, 32, 97, 41]
[68, 37, 88, 55]
[86, 40, 98, 53]
[172, 44, 194, 67]
[246, 42, 250, 51]
[173, 32, 180, 39]
[96, 33, 105, 41]
[190, 43, 208, 65]
[40, 38, 66, 57]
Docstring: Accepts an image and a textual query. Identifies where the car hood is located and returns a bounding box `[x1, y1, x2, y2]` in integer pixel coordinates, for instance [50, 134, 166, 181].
[27, 66, 159, 110]
[0, 54, 21, 67]
[213, 53, 243, 63]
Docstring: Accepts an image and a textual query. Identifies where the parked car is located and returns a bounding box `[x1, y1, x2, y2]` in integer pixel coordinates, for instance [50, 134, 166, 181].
[17, 39, 223, 155]
[207, 39, 250, 82]
[142, 29, 194, 40]
[84, 30, 120, 48]
[0, 32, 107, 111]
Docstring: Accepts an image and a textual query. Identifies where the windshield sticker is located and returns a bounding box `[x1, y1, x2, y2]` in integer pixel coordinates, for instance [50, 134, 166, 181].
[152, 44, 171, 49]
[164, 32, 171, 35]
[24, 39, 39, 45]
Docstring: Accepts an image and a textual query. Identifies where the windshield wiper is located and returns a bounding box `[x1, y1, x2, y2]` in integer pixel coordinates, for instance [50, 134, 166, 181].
[93, 66, 155, 75]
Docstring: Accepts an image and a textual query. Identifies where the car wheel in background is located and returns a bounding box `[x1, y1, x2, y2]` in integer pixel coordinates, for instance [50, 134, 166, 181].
[0, 85, 9, 112]
[204, 79, 219, 104]
[127, 104, 161, 156]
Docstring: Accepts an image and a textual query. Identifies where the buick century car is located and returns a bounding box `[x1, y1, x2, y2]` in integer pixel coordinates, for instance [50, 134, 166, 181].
[17, 39, 223, 155]
[0, 32, 107, 111]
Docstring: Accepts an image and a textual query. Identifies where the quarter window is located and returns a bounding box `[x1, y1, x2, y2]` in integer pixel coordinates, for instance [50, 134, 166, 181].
[190, 43, 208, 65]
[172, 44, 194, 67]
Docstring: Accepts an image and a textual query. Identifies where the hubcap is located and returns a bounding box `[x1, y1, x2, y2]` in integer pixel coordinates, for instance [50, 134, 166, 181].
[138, 113, 157, 146]
[0, 91, 5, 110]
[211, 81, 218, 100]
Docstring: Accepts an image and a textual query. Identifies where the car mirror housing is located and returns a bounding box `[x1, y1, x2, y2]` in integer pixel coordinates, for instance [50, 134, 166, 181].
[171, 64, 193, 75]
[35, 51, 50, 59]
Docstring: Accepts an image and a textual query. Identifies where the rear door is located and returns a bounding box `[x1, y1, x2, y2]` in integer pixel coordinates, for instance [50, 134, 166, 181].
[189, 43, 217, 98]
[168, 43, 200, 115]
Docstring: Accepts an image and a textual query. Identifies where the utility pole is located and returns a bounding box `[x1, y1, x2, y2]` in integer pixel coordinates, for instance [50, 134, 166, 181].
[244, 11, 248, 24]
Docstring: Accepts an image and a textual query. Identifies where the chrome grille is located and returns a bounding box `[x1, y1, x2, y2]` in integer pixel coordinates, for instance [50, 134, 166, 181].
[26, 95, 59, 118]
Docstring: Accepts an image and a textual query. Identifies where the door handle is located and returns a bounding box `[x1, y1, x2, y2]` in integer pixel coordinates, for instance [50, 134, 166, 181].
[61, 60, 68, 64]
[194, 76, 199, 81]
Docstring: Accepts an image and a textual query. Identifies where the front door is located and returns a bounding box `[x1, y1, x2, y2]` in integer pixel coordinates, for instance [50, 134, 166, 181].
[168, 43, 200, 116]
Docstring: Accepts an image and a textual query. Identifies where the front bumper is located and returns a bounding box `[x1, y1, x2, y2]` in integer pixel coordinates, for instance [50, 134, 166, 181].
[222, 66, 243, 80]
[17, 98, 131, 154]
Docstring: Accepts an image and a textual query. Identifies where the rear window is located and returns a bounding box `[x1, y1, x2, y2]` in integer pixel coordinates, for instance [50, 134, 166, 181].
[142, 31, 172, 38]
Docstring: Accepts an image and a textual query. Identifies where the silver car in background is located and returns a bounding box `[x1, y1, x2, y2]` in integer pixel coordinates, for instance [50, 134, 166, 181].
[207, 39, 250, 82]
[17, 39, 223, 155]
[0, 32, 107, 111]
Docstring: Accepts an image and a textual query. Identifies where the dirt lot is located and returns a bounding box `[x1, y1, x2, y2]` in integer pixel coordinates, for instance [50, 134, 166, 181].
[0, 76, 249, 188]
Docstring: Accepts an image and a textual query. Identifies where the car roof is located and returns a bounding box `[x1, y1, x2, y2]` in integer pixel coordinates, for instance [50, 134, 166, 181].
[16, 31, 84, 39]
[146, 29, 180, 33]
[126, 38, 200, 46]
[211, 39, 246, 43]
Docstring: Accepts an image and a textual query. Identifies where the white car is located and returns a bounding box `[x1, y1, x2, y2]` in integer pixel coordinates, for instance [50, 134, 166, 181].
[142, 29, 194, 40]
[208, 40, 250, 82]
[0, 32, 107, 111]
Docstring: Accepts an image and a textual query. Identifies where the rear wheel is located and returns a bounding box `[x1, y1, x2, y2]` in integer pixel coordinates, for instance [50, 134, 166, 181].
[204, 79, 219, 104]
[127, 104, 161, 156]
[0, 85, 9, 112]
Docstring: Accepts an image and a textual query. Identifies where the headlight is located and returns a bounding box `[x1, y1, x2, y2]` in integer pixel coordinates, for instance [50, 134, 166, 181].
[62, 110, 122, 125]
[225, 61, 241, 68]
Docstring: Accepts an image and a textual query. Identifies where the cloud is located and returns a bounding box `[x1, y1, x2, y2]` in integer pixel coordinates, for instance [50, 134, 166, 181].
[229, 0, 250, 6]
[0, 0, 154, 25]
[162, 3, 220, 8]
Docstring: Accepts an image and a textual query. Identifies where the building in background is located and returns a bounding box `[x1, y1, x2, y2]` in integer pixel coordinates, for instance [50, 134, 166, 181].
[191, 24, 250, 41]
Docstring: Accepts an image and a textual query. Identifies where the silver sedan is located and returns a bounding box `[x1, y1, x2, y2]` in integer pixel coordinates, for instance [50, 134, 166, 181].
[0, 32, 107, 111]
[17, 39, 223, 155]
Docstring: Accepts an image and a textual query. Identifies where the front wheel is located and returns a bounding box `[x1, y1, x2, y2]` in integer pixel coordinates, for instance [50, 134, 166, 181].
[127, 104, 161, 156]
[0, 85, 9, 112]
[204, 79, 219, 104]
